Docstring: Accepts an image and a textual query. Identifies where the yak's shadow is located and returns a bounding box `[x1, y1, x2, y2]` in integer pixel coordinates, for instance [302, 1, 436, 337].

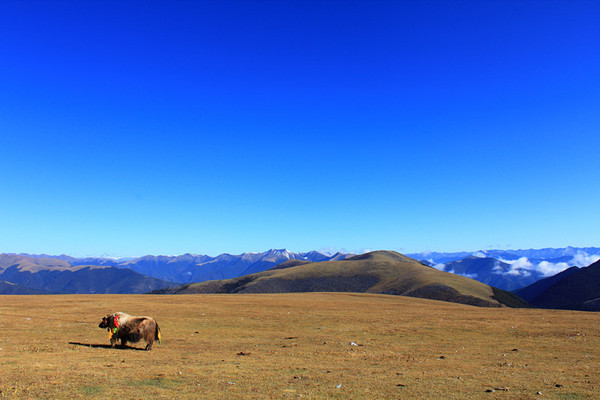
[68, 342, 147, 351]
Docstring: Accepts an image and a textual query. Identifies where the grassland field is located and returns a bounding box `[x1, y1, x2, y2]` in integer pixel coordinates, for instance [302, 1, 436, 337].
[0, 293, 598, 399]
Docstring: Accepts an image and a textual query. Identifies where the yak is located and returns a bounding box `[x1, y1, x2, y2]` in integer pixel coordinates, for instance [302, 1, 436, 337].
[99, 312, 161, 350]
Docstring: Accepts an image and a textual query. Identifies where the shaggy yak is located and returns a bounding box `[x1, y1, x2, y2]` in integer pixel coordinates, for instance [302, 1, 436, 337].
[99, 312, 161, 350]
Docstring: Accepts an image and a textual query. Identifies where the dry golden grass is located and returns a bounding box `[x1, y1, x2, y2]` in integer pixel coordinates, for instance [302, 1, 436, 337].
[0, 293, 598, 399]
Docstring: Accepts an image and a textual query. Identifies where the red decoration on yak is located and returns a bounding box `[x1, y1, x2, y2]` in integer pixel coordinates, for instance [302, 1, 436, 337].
[112, 314, 120, 334]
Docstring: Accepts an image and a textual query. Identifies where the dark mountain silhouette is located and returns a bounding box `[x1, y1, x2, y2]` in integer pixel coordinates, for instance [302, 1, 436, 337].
[513, 259, 600, 310]
[513, 267, 580, 303]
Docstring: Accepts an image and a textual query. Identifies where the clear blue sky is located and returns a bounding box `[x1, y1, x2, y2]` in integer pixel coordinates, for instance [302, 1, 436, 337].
[1, 1, 599, 257]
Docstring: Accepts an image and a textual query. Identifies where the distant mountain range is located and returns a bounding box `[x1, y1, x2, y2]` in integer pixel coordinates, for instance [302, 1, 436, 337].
[0, 254, 178, 294]
[2, 247, 599, 310]
[9, 249, 348, 284]
[116, 249, 348, 283]
[153, 251, 528, 308]
[0, 250, 347, 295]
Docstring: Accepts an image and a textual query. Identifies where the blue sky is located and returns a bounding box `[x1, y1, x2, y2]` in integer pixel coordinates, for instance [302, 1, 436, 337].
[1, 1, 599, 257]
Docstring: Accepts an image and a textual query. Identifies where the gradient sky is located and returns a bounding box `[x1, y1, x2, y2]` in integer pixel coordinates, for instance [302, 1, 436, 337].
[1, 1, 599, 258]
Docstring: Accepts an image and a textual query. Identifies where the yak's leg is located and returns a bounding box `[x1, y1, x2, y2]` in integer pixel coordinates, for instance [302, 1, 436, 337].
[110, 334, 117, 348]
[144, 331, 154, 350]
[142, 321, 156, 350]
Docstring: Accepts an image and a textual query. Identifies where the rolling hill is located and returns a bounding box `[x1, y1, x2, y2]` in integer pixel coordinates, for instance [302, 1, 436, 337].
[154, 250, 528, 308]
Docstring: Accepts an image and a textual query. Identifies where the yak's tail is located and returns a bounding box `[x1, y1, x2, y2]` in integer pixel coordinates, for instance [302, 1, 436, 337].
[155, 322, 162, 345]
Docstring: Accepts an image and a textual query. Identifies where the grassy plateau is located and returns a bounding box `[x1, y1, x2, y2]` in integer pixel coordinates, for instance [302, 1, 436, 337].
[0, 293, 598, 399]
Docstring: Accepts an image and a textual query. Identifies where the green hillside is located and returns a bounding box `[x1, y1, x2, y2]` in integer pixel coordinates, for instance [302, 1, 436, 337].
[155, 250, 524, 307]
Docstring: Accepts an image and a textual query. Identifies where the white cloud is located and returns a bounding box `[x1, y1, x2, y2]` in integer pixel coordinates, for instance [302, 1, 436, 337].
[460, 272, 478, 279]
[570, 251, 600, 267]
[537, 261, 570, 277]
[508, 257, 535, 270]
[472, 251, 487, 258]
[432, 263, 446, 271]
[532, 251, 599, 277]
[506, 267, 531, 277]
[494, 257, 535, 277]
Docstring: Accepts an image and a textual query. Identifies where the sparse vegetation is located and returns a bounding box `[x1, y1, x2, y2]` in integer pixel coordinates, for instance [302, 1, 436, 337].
[0, 293, 598, 399]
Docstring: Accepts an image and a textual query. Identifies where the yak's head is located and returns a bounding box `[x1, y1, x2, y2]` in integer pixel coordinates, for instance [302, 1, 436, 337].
[98, 315, 111, 329]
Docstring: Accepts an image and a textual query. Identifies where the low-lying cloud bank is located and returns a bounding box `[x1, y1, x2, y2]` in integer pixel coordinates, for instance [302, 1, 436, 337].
[431, 251, 600, 278]
[498, 251, 600, 277]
